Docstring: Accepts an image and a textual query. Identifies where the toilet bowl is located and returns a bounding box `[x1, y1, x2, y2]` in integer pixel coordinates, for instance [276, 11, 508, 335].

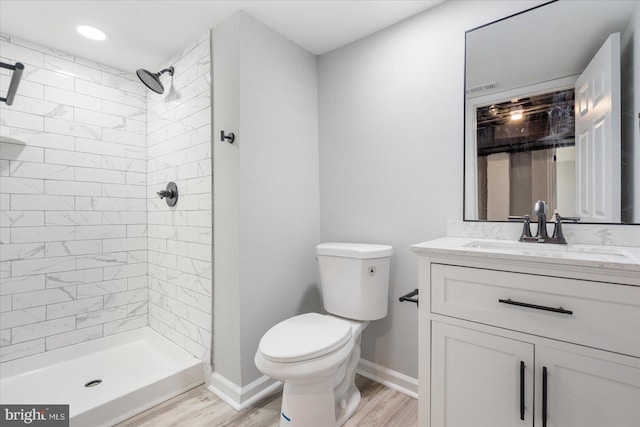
[255, 313, 368, 426]
[255, 243, 393, 427]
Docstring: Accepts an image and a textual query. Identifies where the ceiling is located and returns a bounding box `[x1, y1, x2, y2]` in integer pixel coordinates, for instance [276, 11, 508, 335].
[0, 0, 443, 74]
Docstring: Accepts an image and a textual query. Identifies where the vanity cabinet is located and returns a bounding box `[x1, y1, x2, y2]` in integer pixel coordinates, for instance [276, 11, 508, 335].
[411, 239, 640, 427]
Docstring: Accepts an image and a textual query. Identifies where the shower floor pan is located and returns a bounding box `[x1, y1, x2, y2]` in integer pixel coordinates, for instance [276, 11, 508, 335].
[0, 327, 204, 427]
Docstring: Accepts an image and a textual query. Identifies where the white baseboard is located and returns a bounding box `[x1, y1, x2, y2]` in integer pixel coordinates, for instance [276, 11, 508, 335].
[209, 359, 417, 411]
[356, 358, 419, 400]
[208, 372, 282, 411]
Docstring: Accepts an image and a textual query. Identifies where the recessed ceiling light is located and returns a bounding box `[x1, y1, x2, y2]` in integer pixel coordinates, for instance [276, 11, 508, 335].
[76, 25, 107, 41]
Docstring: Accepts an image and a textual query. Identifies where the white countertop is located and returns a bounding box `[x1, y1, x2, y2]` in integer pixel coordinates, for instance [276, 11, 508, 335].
[411, 237, 640, 273]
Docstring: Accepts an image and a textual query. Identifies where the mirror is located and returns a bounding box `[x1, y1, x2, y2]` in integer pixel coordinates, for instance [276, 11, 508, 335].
[464, 0, 639, 224]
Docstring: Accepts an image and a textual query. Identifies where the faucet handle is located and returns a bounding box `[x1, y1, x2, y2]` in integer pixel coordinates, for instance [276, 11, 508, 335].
[509, 215, 533, 241]
[550, 213, 580, 244]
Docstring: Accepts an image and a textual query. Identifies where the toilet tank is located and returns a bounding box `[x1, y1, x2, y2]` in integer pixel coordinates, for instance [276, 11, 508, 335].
[317, 243, 393, 321]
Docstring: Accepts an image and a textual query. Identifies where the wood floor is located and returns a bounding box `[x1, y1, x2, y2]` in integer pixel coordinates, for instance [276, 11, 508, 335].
[116, 375, 418, 427]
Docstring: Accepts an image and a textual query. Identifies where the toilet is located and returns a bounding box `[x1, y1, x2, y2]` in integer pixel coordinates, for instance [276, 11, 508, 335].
[254, 242, 393, 427]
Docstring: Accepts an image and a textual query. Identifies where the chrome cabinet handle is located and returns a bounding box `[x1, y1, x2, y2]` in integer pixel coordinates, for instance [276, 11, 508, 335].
[498, 298, 573, 315]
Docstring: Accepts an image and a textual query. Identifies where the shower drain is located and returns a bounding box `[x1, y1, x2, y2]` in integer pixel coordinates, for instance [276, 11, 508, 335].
[84, 379, 102, 388]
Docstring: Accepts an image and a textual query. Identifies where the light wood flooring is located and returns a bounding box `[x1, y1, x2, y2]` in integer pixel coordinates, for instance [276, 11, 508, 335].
[116, 375, 418, 427]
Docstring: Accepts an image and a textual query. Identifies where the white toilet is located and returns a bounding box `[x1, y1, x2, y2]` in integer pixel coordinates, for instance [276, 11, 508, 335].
[255, 242, 393, 427]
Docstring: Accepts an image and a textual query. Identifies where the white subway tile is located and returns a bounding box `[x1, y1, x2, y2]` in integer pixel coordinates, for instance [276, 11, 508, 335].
[75, 225, 126, 240]
[24, 67, 74, 91]
[0, 97, 73, 121]
[8, 128, 75, 151]
[103, 262, 146, 281]
[0, 275, 45, 295]
[12, 255, 75, 277]
[0, 327, 9, 344]
[0, 40, 44, 67]
[0, 177, 43, 194]
[10, 161, 74, 180]
[44, 86, 102, 111]
[0, 261, 10, 278]
[128, 224, 148, 239]
[76, 79, 145, 108]
[0, 242, 44, 261]
[46, 325, 102, 350]
[75, 137, 126, 157]
[0, 193, 9, 210]
[0, 75, 43, 100]
[77, 279, 126, 298]
[44, 117, 101, 140]
[75, 167, 125, 184]
[0, 142, 43, 163]
[102, 128, 146, 147]
[102, 211, 145, 225]
[0, 339, 45, 362]
[76, 252, 127, 269]
[187, 211, 211, 227]
[0, 210, 44, 228]
[102, 100, 145, 121]
[12, 316, 75, 343]
[75, 196, 126, 211]
[102, 183, 146, 198]
[45, 211, 102, 226]
[47, 296, 103, 320]
[104, 288, 147, 308]
[0, 307, 46, 328]
[77, 306, 127, 328]
[0, 294, 10, 312]
[44, 54, 102, 83]
[45, 240, 102, 257]
[127, 275, 147, 290]
[103, 313, 147, 336]
[0, 227, 8, 244]
[10, 226, 74, 243]
[13, 286, 75, 309]
[46, 268, 102, 288]
[45, 180, 101, 196]
[45, 147, 102, 167]
[176, 287, 210, 313]
[0, 159, 7, 176]
[102, 155, 145, 172]
[125, 118, 145, 134]
[103, 237, 146, 252]
[75, 108, 124, 129]
[127, 301, 147, 316]
[101, 72, 146, 96]
[11, 194, 74, 211]
[148, 303, 176, 327]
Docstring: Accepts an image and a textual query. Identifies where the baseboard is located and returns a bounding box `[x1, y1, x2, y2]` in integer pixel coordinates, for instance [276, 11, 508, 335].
[208, 372, 282, 411]
[356, 358, 419, 399]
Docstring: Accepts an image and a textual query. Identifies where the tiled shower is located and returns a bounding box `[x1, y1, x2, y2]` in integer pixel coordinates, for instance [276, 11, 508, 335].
[0, 31, 212, 364]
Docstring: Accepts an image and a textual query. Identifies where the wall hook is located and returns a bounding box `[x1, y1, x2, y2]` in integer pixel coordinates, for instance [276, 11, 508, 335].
[221, 130, 235, 144]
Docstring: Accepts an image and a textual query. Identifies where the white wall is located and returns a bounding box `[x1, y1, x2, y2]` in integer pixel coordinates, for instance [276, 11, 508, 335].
[213, 11, 320, 395]
[0, 34, 148, 363]
[317, 0, 543, 380]
[146, 33, 212, 362]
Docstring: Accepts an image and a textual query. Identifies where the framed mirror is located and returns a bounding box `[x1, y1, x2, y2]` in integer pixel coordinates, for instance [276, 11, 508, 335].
[464, 0, 639, 224]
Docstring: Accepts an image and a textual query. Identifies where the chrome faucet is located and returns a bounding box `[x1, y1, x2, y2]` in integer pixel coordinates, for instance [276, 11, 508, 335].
[509, 200, 579, 244]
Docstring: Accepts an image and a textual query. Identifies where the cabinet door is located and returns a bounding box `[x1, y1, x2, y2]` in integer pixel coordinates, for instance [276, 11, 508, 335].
[431, 322, 534, 427]
[535, 345, 640, 427]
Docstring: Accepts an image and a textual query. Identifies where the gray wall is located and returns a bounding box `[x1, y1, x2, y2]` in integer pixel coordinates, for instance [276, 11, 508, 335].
[213, 11, 321, 387]
[317, 0, 543, 379]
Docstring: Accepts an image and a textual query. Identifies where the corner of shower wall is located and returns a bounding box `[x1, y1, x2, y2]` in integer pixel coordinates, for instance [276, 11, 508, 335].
[0, 33, 149, 363]
[145, 31, 213, 364]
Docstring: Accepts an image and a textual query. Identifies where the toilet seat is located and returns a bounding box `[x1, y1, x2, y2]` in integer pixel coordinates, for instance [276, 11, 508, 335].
[258, 313, 352, 363]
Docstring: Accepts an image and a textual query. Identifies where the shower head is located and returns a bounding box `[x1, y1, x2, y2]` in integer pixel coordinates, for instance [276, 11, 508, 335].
[136, 66, 174, 94]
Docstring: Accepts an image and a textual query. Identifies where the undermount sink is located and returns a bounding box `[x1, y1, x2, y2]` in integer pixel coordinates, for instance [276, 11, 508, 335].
[462, 240, 637, 262]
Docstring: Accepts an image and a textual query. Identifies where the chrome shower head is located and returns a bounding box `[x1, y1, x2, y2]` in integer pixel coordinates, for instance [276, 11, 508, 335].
[136, 66, 174, 94]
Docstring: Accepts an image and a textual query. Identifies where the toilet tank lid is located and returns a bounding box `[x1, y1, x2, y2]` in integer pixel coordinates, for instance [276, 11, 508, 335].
[317, 242, 393, 259]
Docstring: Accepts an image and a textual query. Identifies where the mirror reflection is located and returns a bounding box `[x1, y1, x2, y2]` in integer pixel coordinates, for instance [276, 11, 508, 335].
[464, 0, 639, 224]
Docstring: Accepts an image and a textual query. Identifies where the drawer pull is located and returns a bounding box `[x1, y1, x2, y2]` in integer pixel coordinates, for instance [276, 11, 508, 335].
[498, 298, 573, 315]
[542, 366, 548, 427]
[520, 361, 525, 420]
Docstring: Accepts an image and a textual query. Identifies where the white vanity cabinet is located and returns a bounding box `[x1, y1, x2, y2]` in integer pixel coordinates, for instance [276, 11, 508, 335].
[411, 238, 640, 427]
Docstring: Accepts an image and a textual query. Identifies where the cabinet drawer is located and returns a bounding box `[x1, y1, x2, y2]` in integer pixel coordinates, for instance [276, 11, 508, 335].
[431, 264, 640, 357]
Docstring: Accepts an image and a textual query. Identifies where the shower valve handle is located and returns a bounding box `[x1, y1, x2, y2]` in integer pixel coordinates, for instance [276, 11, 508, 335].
[157, 189, 173, 199]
